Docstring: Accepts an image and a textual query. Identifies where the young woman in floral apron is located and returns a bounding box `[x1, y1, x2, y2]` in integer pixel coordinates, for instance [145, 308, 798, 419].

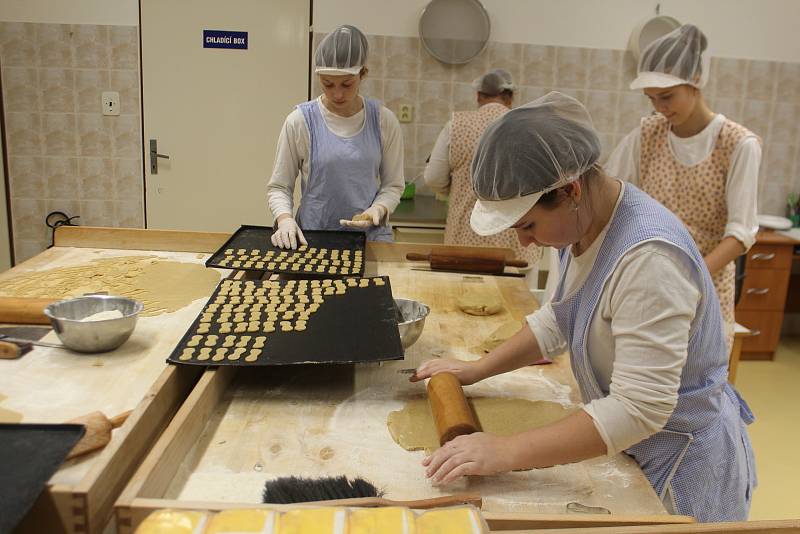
[607, 25, 761, 352]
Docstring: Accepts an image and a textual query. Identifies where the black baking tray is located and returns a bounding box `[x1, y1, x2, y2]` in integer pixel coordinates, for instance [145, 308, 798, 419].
[205, 225, 367, 277]
[167, 276, 403, 366]
[0, 423, 85, 534]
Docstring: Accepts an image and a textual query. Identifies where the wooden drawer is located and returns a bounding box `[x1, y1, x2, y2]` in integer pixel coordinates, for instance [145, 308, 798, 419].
[744, 245, 793, 271]
[736, 268, 791, 311]
[735, 310, 783, 355]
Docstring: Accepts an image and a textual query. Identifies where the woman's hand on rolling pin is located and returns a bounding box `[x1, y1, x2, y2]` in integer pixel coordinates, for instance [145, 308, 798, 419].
[422, 433, 517, 486]
[410, 358, 484, 385]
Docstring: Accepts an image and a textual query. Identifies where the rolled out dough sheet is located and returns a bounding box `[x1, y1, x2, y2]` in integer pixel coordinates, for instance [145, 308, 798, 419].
[387, 396, 576, 453]
[0, 256, 221, 316]
[475, 320, 522, 355]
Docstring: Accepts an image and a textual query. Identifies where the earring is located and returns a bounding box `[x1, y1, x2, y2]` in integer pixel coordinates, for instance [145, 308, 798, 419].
[572, 199, 579, 211]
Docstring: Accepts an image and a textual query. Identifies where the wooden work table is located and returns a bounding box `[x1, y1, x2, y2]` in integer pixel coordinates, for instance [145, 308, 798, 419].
[1, 228, 670, 533]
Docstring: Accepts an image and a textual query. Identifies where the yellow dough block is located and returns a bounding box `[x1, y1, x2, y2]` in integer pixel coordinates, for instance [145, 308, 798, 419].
[416, 507, 487, 534]
[134, 509, 209, 534]
[350, 507, 416, 534]
[278, 508, 347, 534]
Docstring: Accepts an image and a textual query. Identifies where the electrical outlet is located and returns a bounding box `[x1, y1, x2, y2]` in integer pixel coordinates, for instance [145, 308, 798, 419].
[398, 104, 413, 123]
[101, 91, 120, 116]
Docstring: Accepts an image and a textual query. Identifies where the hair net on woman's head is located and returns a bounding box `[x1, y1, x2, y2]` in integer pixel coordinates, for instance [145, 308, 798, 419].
[630, 24, 710, 90]
[473, 69, 515, 96]
[315, 25, 368, 76]
[469, 91, 601, 236]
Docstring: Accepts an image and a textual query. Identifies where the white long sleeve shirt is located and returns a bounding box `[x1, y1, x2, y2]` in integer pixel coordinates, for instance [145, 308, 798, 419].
[605, 113, 760, 250]
[423, 120, 453, 194]
[527, 183, 703, 455]
[266, 96, 405, 219]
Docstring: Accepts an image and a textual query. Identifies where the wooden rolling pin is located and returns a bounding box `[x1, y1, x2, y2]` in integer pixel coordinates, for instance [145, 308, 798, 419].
[0, 297, 56, 325]
[427, 372, 479, 445]
[65, 410, 132, 460]
[0, 340, 33, 359]
[406, 251, 527, 274]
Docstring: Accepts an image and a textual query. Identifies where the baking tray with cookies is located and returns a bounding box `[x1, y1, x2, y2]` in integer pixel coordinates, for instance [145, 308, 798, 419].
[205, 225, 367, 277]
[167, 276, 403, 366]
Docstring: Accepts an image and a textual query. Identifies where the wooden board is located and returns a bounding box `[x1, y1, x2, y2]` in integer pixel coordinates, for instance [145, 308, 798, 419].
[0, 243, 224, 533]
[115, 259, 671, 533]
[508, 519, 800, 533]
[53, 226, 231, 253]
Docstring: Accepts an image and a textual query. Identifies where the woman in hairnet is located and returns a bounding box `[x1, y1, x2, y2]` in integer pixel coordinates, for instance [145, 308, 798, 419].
[267, 25, 404, 248]
[413, 92, 755, 522]
[606, 24, 761, 351]
[423, 69, 541, 269]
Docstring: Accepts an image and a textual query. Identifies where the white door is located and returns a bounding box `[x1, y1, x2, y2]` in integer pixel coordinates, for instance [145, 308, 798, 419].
[140, 0, 309, 232]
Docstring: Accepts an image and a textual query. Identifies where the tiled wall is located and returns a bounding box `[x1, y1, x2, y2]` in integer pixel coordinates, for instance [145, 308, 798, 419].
[0, 22, 144, 263]
[313, 33, 800, 217]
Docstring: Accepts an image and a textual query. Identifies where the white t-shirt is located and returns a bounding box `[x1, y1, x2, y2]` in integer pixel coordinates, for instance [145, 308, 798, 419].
[266, 96, 405, 218]
[527, 182, 703, 455]
[605, 113, 760, 250]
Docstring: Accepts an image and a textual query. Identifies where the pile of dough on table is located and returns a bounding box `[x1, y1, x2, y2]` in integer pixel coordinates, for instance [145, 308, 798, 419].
[136, 506, 487, 533]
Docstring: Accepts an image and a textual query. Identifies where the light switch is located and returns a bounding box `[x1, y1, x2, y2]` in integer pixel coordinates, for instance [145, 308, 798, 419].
[102, 91, 120, 116]
[398, 104, 413, 123]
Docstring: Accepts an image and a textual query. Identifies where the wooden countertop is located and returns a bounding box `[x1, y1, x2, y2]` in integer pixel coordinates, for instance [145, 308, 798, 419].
[390, 196, 448, 226]
[1, 228, 665, 520]
[756, 229, 800, 245]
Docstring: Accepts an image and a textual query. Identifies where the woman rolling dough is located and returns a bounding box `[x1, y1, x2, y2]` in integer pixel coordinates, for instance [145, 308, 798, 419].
[413, 92, 755, 522]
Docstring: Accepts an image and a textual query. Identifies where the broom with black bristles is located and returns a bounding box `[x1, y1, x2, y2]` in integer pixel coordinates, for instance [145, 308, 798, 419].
[262, 475, 482, 509]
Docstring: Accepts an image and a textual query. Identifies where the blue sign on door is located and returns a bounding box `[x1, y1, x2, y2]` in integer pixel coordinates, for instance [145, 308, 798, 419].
[203, 30, 248, 50]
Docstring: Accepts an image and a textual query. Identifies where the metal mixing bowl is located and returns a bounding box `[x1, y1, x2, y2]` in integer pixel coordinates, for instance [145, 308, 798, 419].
[44, 295, 144, 353]
[395, 298, 430, 349]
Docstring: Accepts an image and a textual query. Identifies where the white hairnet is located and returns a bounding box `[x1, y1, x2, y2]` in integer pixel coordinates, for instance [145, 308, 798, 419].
[631, 24, 710, 90]
[470, 91, 601, 201]
[315, 25, 368, 75]
[472, 69, 516, 96]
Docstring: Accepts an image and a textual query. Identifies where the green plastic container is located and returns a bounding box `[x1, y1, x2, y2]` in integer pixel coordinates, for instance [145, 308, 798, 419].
[401, 182, 416, 200]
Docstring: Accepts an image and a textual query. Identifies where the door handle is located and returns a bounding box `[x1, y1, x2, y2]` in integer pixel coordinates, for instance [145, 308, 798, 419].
[149, 139, 170, 174]
[746, 287, 770, 295]
[750, 252, 775, 261]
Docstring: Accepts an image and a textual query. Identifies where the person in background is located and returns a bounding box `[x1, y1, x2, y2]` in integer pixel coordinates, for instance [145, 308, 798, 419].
[423, 69, 542, 270]
[606, 24, 761, 351]
[267, 24, 404, 248]
[414, 92, 756, 523]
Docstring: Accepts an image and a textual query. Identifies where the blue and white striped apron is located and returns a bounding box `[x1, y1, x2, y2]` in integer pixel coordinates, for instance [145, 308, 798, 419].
[551, 184, 756, 522]
[296, 97, 393, 242]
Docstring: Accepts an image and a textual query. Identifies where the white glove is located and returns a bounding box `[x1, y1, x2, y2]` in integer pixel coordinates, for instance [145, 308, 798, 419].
[340, 204, 387, 229]
[271, 216, 307, 249]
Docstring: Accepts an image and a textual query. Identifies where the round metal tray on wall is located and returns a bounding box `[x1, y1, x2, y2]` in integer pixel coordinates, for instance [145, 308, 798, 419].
[627, 15, 682, 62]
[419, 0, 491, 65]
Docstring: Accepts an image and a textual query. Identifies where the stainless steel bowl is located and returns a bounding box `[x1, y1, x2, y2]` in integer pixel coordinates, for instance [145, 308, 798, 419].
[44, 295, 144, 353]
[395, 298, 430, 349]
